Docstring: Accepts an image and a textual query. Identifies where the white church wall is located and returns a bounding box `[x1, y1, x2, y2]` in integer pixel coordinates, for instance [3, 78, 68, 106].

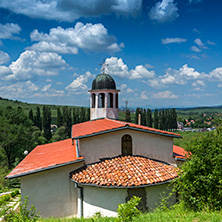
[79, 129, 175, 165]
[82, 186, 127, 217]
[21, 161, 84, 218]
[145, 183, 176, 211]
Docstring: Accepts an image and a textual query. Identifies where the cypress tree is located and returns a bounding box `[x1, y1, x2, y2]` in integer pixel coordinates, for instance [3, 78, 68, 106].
[147, 109, 153, 127]
[36, 106, 42, 131]
[141, 108, 147, 126]
[79, 107, 86, 123]
[29, 109, 34, 122]
[125, 109, 131, 122]
[86, 108, 90, 121]
[57, 107, 63, 127]
[154, 109, 159, 129]
[135, 107, 140, 124]
[172, 108, 177, 130]
[43, 106, 51, 141]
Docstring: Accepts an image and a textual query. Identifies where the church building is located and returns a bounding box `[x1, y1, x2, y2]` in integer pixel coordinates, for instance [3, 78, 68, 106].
[6, 70, 186, 218]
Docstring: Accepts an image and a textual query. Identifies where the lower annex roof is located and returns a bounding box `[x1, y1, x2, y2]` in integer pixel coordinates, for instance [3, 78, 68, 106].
[70, 155, 178, 188]
[6, 139, 84, 179]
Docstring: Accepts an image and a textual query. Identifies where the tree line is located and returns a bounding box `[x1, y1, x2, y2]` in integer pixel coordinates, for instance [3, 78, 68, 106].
[125, 108, 177, 131]
[29, 106, 90, 142]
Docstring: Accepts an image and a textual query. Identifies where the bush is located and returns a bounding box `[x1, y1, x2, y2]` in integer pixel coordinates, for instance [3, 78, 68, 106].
[116, 196, 141, 222]
[11, 189, 20, 198]
[175, 131, 222, 211]
[4, 196, 39, 222]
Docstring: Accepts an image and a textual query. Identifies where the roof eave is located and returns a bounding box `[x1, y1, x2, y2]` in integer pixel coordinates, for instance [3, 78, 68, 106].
[70, 178, 176, 189]
[72, 126, 182, 140]
[6, 158, 85, 179]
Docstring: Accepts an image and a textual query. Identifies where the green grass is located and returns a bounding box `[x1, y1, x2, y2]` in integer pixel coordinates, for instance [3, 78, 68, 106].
[39, 208, 222, 222]
[173, 131, 210, 149]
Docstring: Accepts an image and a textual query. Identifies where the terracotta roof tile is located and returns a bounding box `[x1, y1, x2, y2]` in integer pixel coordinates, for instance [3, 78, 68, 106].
[72, 118, 182, 139]
[6, 139, 83, 179]
[71, 156, 178, 187]
[173, 145, 188, 160]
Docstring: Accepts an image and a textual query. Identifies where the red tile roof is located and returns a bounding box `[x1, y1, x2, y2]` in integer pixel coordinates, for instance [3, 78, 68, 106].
[6, 139, 84, 179]
[173, 145, 188, 160]
[71, 156, 178, 187]
[72, 118, 182, 139]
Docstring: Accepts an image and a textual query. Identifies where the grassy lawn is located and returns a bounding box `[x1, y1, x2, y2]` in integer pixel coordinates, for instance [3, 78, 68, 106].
[39, 208, 222, 222]
[173, 130, 210, 149]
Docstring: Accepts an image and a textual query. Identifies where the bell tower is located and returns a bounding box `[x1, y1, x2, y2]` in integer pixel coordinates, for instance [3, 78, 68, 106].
[89, 61, 120, 120]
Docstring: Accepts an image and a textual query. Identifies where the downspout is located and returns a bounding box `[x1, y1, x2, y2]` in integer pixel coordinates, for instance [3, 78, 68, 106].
[75, 184, 83, 217]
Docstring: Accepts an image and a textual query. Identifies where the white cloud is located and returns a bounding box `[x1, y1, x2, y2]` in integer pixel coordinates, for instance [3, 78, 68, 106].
[29, 22, 123, 54]
[0, 0, 142, 22]
[0, 23, 21, 40]
[42, 84, 52, 92]
[149, 0, 178, 23]
[207, 40, 216, 45]
[192, 80, 205, 87]
[130, 65, 155, 79]
[65, 71, 95, 93]
[0, 81, 39, 99]
[0, 50, 10, 65]
[161, 37, 187, 44]
[190, 46, 201, 52]
[0, 50, 68, 81]
[209, 67, 222, 81]
[140, 91, 149, 100]
[105, 57, 155, 80]
[152, 90, 178, 99]
[194, 38, 207, 49]
[119, 84, 134, 93]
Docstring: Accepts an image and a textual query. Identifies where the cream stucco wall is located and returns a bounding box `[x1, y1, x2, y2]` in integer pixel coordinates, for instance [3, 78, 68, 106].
[145, 183, 176, 211]
[79, 183, 176, 218]
[82, 186, 127, 217]
[21, 161, 84, 218]
[79, 129, 175, 165]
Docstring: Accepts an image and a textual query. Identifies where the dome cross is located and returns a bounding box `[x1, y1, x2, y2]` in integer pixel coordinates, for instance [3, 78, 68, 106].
[100, 59, 109, 74]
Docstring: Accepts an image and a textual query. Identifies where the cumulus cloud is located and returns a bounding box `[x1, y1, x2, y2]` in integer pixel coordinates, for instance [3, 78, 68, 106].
[161, 37, 187, 44]
[140, 91, 149, 100]
[190, 46, 202, 52]
[28, 22, 123, 54]
[149, 0, 178, 23]
[0, 50, 10, 65]
[0, 23, 21, 40]
[194, 38, 207, 49]
[209, 67, 222, 81]
[65, 71, 95, 93]
[148, 64, 202, 88]
[152, 90, 178, 99]
[0, 81, 38, 98]
[105, 57, 155, 79]
[119, 84, 134, 93]
[0, 0, 142, 22]
[0, 50, 68, 81]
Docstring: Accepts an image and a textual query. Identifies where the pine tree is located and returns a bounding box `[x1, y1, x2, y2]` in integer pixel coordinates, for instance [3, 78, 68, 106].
[147, 109, 153, 127]
[42, 106, 51, 141]
[29, 109, 34, 123]
[141, 108, 147, 126]
[154, 109, 159, 129]
[125, 109, 131, 122]
[57, 107, 63, 127]
[36, 106, 42, 131]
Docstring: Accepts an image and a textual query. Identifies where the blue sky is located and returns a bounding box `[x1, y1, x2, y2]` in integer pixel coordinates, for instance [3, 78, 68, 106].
[0, 0, 222, 108]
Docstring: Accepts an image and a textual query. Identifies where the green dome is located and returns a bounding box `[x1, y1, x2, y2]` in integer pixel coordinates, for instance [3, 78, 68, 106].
[92, 73, 116, 90]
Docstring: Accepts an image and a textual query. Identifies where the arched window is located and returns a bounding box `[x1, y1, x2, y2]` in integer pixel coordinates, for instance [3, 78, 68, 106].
[108, 93, 113, 108]
[115, 93, 118, 109]
[121, 134, 132, 156]
[91, 93, 96, 108]
[98, 93, 105, 108]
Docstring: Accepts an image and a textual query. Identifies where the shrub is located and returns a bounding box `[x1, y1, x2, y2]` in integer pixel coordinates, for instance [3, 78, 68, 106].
[4, 196, 39, 222]
[11, 189, 20, 198]
[175, 131, 222, 211]
[116, 196, 141, 222]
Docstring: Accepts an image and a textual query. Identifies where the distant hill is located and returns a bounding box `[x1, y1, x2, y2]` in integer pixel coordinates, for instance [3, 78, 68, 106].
[0, 97, 89, 124]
